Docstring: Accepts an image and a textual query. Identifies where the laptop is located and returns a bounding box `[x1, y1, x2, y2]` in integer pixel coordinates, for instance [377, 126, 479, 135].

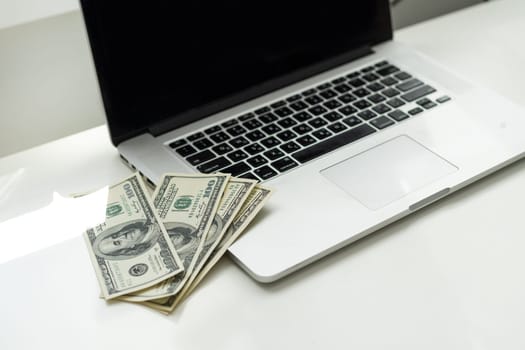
[79, 1, 525, 282]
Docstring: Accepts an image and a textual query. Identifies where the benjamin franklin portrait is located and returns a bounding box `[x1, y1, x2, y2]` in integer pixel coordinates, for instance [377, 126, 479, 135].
[93, 219, 160, 260]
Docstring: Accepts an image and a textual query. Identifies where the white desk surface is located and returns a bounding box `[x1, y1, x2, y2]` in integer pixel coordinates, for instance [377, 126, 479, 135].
[2, 0, 525, 348]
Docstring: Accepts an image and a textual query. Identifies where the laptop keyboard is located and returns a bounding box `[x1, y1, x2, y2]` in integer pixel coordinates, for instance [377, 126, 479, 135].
[168, 60, 451, 182]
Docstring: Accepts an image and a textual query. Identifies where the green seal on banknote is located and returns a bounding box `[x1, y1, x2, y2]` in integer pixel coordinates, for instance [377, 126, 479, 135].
[129, 263, 149, 276]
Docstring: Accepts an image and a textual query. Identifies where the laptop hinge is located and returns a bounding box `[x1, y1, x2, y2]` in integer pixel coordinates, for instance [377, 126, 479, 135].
[149, 45, 373, 137]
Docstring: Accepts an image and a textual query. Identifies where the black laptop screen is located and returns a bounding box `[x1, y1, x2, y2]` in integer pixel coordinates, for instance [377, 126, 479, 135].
[80, 1, 392, 145]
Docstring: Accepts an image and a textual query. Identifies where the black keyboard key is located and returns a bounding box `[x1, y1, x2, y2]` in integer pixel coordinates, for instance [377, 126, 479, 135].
[332, 77, 346, 84]
[397, 78, 423, 92]
[176, 144, 197, 157]
[187, 132, 205, 141]
[229, 136, 249, 148]
[227, 150, 249, 162]
[388, 110, 409, 121]
[286, 94, 302, 102]
[226, 125, 247, 137]
[363, 73, 380, 82]
[358, 110, 377, 120]
[387, 98, 405, 108]
[296, 135, 317, 147]
[259, 113, 279, 124]
[367, 82, 385, 92]
[210, 131, 230, 143]
[380, 77, 398, 86]
[334, 84, 351, 94]
[270, 100, 286, 109]
[372, 103, 391, 114]
[239, 112, 256, 121]
[292, 123, 313, 135]
[292, 124, 376, 164]
[204, 125, 221, 135]
[247, 155, 268, 167]
[197, 157, 231, 173]
[346, 71, 360, 79]
[339, 105, 358, 116]
[289, 100, 309, 111]
[293, 111, 313, 122]
[319, 89, 337, 99]
[338, 93, 357, 104]
[309, 117, 328, 129]
[349, 78, 366, 88]
[271, 156, 299, 172]
[260, 136, 281, 148]
[394, 71, 411, 80]
[259, 112, 278, 124]
[222, 162, 251, 176]
[375, 60, 389, 67]
[302, 88, 317, 96]
[323, 99, 342, 110]
[305, 95, 324, 105]
[194, 138, 213, 150]
[169, 139, 186, 149]
[316, 82, 332, 90]
[264, 148, 285, 160]
[246, 130, 265, 141]
[422, 102, 437, 109]
[243, 119, 263, 130]
[343, 116, 362, 127]
[376, 65, 400, 76]
[280, 141, 301, 153]
[254, 107, 270, 115]
[368, 94, 386, 103]
[354, 100, 372, 110]
[254, 166, 278, 180]
[274, 107, 294, 117]
[239, 172, 259, 181]
[261, 123, 282, 135]
[408, 107, 424, 115]
[187, 150, 215, 166]
[276, 130, 297, 142]
[312, 128, 332, 140]
[361, 65, 375, 73]
[353, 88, 370, 98]
[370, 116, 395, 129]
[244, 143, 265, 155]
[328, 122, 347, 133]
[382, 88, 400, 98]
[309, 105, 328, 116]
[437, 95, 451, 103]
[212, 143, 233, 155]
[323, 111, 343, 122]
[221, 119, 238, 128]
[277, 117, 297, 128]
[416, 98, 432, 106]
[401, 85, 436, 102]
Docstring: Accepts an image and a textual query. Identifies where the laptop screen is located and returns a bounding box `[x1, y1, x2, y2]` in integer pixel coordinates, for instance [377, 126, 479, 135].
[80, 1, 392, 145]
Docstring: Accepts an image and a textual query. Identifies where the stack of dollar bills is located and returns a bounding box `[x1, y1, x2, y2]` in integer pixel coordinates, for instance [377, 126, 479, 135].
[83, 173, 272, 314]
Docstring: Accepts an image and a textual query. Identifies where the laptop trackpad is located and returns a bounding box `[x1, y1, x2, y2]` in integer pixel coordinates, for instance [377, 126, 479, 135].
[321, 135, 458, 210]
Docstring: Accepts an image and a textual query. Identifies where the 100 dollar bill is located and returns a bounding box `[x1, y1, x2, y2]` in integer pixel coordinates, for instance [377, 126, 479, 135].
[144, 184, 272, 313]
[83, 174, 184, 300]
[187, 178, 256, 287]
[120, 173, 229, 302]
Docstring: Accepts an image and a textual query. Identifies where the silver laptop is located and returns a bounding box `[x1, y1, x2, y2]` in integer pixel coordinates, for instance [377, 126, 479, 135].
[80, 0, 525, 282]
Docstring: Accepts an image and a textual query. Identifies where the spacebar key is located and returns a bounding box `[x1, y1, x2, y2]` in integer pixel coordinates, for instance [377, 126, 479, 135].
[292, 124, 376, 164]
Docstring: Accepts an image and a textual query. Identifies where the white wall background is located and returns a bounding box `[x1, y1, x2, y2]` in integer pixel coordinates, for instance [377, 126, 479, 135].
[0, 0, 79, 29]
[0, 0, 484, 158]
[391, 0, 485, 29]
